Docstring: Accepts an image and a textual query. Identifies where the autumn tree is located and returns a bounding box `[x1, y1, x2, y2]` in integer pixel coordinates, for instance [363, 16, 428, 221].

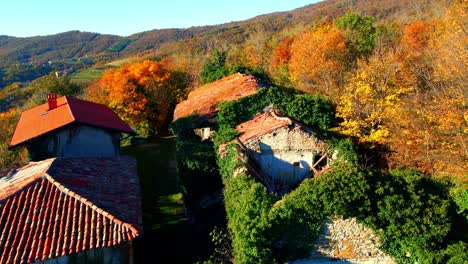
[87, 59, 187, 136]
[385, 3, 467, 178]
[268, 37, 294, 86]
[337, 52, 414, 146]
[288, 24, 348, 98]
[0, 108, 28, 173]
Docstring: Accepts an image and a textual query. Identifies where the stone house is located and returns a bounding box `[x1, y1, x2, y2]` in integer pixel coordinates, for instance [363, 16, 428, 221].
[235, 111, 331, 190]
[0, 95, 141, 263]
[8, 94, 135, 160]
[173, 73, 263, 139]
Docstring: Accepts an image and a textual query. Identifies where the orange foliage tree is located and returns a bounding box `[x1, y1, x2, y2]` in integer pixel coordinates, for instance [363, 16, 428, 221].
[288, 24, 349, 98]
[268, 37, 294, 86]
[86, 59, 186, 136]
[386, 4, 467, 179]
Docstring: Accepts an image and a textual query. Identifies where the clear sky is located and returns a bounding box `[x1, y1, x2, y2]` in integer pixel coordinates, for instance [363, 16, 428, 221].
[1, 0, 321, 37]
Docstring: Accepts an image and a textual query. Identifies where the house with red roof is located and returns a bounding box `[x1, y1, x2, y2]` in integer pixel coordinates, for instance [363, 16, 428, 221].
[0, 95, 142, 263]
[9, 94, 135, 161]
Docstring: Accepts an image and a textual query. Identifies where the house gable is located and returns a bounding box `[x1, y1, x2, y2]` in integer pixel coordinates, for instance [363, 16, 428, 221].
[9, 96, 134, 149]
[236, 112, 329, 188]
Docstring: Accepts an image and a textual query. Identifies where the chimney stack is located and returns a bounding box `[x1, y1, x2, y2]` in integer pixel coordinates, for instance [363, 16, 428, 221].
[47, 93, 57, 110]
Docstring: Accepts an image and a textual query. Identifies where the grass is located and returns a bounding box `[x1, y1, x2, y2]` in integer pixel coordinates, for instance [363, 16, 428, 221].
[70, 68, 105, 84]
[106, 57, 139, 67]
[122, 136, 201, 263]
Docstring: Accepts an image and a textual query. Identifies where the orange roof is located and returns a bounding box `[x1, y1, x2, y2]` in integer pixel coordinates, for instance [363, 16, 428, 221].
[236, 112, 292, 142]
[0, 156, 141, 263]
[9, 96, 135, 148]
[173, 73, 262, 120]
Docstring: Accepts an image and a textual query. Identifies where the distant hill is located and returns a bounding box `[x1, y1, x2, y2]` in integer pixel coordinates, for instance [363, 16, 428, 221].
[0, 0, 445, 63]
[0, 31, 121, 65]
[0, 0, 448, 88]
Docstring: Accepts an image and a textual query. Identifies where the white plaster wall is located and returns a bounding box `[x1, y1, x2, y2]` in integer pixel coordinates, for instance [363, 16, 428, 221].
[244, 126, 327, 183]
[47, 125, 120, 157]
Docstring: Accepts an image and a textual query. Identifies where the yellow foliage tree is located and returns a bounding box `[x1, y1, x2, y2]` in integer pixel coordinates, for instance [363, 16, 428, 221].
[337, 52, 414, 145]
[385, 3, 467, 179]
[0, 108, 28, 172]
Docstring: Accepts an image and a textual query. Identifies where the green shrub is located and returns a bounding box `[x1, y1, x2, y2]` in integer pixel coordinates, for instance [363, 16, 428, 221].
[314, 162, 371, 218]
[285, 94, 335, 132]
[175, 131, 221, 200]
[269, 178, 324, 261]
[215, 87, 334, 146]
[442, 241, 468, 264]
[224, 174, 276, 264]
[369, 169, 456, 264]
[219, 144, 276, 263]
[329, 138, 359, 164]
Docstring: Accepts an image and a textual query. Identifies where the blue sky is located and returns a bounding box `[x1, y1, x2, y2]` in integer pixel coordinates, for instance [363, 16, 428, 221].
[1, 0, 321, 37]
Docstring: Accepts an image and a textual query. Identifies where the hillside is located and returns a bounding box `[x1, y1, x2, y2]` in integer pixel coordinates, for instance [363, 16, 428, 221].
[0, 0, 448, 64]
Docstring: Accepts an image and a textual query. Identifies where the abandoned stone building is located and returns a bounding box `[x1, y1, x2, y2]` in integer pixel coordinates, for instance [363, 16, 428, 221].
[0, 95, 142, 263]
[234, 111, 331, 192]
[173, 73, 264, 139]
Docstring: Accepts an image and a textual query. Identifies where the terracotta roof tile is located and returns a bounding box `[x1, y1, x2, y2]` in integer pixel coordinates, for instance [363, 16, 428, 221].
[0, 156, 141, 263]
[9, 96, 135, 149]
[173, 73, 262, 120]
[236, 112, 292, 142]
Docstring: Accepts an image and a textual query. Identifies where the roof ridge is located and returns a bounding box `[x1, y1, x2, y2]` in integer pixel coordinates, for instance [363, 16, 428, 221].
[63, 96, 77, 122]
[43, 173, 140, 236]
[270, 110, 292, 125]
[0, 158, 56, 201]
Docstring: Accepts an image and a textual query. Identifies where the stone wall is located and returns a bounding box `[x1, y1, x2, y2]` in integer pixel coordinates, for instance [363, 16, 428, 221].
[243, 126, 327, 183]
[310, 217, 394, 263]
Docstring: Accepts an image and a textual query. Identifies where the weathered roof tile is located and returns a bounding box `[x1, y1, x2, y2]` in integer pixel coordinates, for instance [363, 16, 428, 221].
[174, 73, 262, 120]
[0, 156, 141, 263]
[236, 112, 292, 142]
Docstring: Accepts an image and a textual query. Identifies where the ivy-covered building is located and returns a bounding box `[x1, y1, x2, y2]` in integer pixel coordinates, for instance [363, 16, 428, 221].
[173, 73, 264, 140]
[235, 111, 331, 191]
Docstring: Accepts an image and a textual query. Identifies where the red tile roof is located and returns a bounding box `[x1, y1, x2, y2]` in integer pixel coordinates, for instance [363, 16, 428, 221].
[236, 112, 292, 142]
[173, 73, 263, 120]
[9, 96, 135, 148]
[0, 156, 142, 263]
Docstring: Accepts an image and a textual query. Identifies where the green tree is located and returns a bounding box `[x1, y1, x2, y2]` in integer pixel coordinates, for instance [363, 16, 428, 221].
[27, 72, 82, 107]
[335, 13, 377, 61]
[285, 94, 335, 132]
[200, 50, 233, 84]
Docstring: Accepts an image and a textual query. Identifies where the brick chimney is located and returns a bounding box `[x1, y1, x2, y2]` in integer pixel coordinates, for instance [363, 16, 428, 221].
[47, 93, 57, 110]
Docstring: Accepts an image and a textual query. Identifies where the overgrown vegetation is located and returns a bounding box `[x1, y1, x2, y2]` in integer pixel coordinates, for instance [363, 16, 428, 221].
[211, 86, 467, 263]
[217, 141, 467, 263]
[214, 87, 335, 146]
[0, 1, 466, 263]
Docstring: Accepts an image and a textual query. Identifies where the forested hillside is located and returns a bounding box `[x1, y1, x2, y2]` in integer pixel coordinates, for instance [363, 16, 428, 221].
[0, 0, 451, 88]
[1, 0, 465, 176]
[0, 0, 466, 263]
